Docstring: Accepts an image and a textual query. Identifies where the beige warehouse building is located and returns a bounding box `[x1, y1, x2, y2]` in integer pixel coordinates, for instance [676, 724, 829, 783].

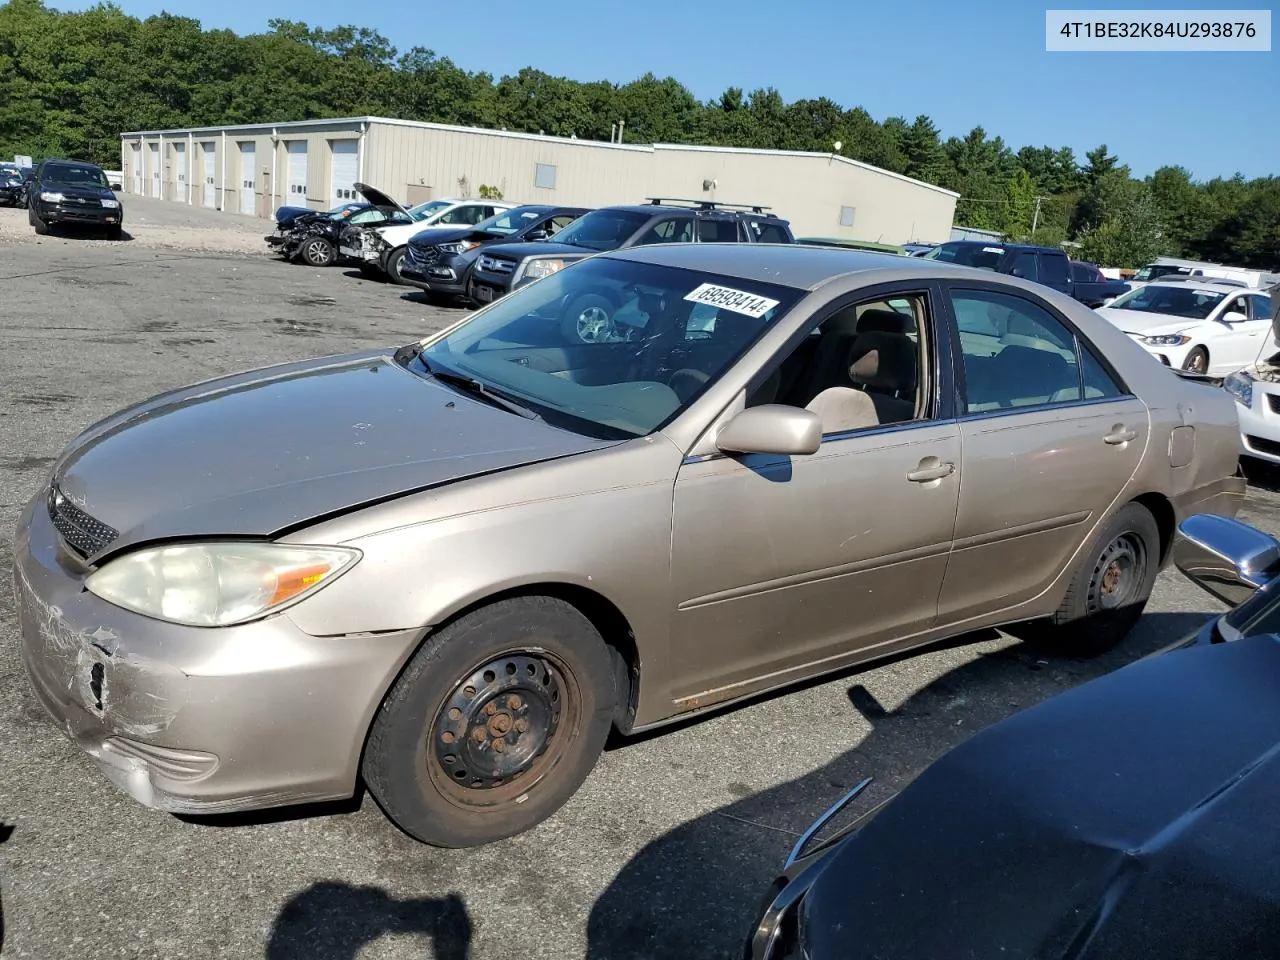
[118, 116, 958, 243]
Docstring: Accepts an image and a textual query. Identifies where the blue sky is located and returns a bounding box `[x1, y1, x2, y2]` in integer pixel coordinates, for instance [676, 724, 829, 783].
[60, 0, 1278, 180]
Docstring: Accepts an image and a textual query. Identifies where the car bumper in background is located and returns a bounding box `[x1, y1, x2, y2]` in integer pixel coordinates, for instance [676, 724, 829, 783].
[12, 490, 422, 815]
[1237, 388, 1280, 465]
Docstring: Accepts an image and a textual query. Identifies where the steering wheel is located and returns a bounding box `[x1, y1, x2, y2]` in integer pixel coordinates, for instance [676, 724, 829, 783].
[667, 368, 709, 402]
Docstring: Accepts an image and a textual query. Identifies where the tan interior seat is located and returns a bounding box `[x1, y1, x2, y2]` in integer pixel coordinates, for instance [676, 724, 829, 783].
[805, 387, 880, 434]
[847, 332, 917, 423]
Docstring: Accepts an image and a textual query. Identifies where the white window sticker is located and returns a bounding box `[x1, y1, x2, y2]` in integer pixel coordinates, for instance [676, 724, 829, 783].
[683, 283, 780, 318]
[983, 246, 1005, 253]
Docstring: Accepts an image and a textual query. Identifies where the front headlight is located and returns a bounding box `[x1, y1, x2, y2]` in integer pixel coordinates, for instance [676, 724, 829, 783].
[85, 542, 361, 627]
[40, 191, 64, 202]
[438, 240, 478, 255]
[1224, 371, 1254, 408]
[100, 198, 120, 209]
[523, 258, 568, 280]
[1142, 333, 1192, 346]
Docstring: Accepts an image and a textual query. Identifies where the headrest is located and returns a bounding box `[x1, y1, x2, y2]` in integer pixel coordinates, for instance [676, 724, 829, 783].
[849, 333, 916, 392]
[857, 308, 910, 335]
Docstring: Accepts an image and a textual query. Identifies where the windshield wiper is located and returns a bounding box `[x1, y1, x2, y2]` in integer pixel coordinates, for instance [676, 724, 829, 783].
[419, 358, 542, 420]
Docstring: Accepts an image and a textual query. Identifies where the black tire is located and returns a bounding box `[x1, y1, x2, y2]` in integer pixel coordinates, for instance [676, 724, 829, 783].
[106, 225, 122, 242]
[560, 293, 617, 343]
[384, 247, 408, 285]
[362, 596, 617, 848]
[29, 204, 48, 236]
[299, 236, 335, 267]
[1182, 347, 1209, 374]
[1035, 502, 1160, 656]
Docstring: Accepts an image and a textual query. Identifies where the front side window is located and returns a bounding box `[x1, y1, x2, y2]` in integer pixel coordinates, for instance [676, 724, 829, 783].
[1011, 252, 1039, 281]
[1220, 296, 1250, 320]
[411, 257, 801, 439]
[952, 289, 1124, 413]
[1039, 254, 1069, 286]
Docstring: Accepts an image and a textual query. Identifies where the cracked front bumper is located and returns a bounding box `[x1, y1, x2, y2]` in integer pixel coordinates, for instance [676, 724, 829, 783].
[12, 491, 422, 815]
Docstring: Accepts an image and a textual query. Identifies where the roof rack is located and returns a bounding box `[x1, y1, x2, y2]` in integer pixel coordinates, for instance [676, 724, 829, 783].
[643, 197, 774, 214]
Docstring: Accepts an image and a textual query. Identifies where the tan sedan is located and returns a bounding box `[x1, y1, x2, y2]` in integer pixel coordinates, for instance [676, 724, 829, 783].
[13, 244, 1244, 847]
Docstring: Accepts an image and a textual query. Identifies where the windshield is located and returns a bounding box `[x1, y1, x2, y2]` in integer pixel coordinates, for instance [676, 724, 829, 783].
[1106, 284, 1227, 319]
[477, 207, 548, 236]
[408, 200, 451, 222]
[923, 242, 1005, 270]
[410, 257, 802, 439]
[544, 209, 650, 251]
[44, 163, 108, 188]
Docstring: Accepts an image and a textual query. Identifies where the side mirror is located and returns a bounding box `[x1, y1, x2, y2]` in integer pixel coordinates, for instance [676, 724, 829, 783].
[715, 405, 822, 457]
[110, 182, 122, 191]
[1172, 514, 1280, 606]
[1222, 311, 1248, 323]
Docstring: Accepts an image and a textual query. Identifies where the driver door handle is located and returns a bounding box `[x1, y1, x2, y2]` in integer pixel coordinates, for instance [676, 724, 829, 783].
[1103, 426, 1137, 445]
[906, 460, 956, 483]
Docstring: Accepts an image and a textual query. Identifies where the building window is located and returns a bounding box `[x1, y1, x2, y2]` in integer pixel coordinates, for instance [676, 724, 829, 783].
[534, 163, 557, 190]
[839, 206, 856, 227]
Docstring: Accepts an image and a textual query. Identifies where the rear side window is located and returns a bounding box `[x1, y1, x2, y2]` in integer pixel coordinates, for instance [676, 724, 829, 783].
[697, 218, 743, 243]
[1071, 263, 1094, 283]
[950, 289, 1125, 413]
[1039, 254, 1069, 286]
[1010, 252, 1039, 281]
[748, 220, 792, 244]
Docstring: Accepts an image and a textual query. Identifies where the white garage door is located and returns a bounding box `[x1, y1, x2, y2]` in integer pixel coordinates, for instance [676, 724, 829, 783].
[148, 143, 160, 197]
[172, 142, 187, 202]
[287, 141, 307, 202]
[130, 143, 142, 195]
[202, 142, 216, 207]
[239, 142, 256, 215]
[331, 140, 358, 207]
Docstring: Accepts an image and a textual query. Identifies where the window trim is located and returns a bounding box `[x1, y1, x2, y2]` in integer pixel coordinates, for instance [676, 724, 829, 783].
[938, 280, 1135, 421]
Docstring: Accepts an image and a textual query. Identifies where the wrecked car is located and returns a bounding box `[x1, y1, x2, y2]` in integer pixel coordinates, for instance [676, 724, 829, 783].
[14, 245, 1244, 848]
[400, 204, 591, 301]
[266, 193, 402, 267]
[0, 164, 25, 206]
[746, 513, 1280, 960]
[338, 186, 516, 283]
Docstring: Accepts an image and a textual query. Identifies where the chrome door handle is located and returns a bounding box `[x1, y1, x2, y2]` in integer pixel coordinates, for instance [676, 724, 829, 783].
[1103, 426, 1137, 445]
[906, 460, 956, 483]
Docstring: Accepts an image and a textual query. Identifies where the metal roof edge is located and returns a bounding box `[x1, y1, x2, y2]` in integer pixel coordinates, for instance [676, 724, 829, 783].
[651, 142, 960, 198]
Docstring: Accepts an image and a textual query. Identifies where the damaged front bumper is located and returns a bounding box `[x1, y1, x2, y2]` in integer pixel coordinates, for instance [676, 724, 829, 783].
[12, 491, 422, 816]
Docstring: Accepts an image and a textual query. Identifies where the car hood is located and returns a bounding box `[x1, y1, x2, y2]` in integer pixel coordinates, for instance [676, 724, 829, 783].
[800, 634, 1280, 960]
[353, 182, 409, 217]
[1095, 306, 1202, 335]
[408, 225, 489, 247]
[50, 350, 617, 561]
[481, 241, 593, 262]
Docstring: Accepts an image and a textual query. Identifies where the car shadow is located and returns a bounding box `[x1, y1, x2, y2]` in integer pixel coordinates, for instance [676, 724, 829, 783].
[341, 269, 385, 283]
[0, 821, 12, 951]
[585, 610, 1213, 960]
[266, 883, 472, 960]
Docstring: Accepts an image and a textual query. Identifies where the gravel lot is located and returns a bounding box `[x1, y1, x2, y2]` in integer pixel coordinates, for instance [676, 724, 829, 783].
[1, 199, 1277, 960]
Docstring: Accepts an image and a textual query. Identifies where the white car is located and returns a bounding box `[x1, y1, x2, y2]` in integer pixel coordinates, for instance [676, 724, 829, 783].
[1225, 356, 1280, 465]
[339, 183, 517, 283]
[1095, 281, 1274, 376]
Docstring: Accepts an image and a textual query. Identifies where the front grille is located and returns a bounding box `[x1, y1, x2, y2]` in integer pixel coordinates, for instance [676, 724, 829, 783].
[407, 245, 441, 267]
[478, 255, 515, 275]
[1267, 394, 1280, 415]
[48, 484, 118, 557]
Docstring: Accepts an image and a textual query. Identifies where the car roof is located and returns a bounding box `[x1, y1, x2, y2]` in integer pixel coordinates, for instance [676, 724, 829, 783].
[603, 242, 994, 291]
[942, 239, 1061, 254]
[43, 158, 102, 169]
[598, 203, 788, 222]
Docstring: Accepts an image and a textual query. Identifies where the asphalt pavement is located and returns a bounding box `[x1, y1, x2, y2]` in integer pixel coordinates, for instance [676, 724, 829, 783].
[1, 207, 1278, 959]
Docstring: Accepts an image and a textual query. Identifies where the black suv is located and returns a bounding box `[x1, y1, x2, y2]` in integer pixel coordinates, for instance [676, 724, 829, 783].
[466, 199, 794, 323]
[922, 241, 1074, 297]
[26, 158, 123, 238]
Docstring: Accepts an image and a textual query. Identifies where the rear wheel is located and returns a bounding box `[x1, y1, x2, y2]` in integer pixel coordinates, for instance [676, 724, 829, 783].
[1032, 502, 1160, 656]
[362, 596, 617, 847]
[299, 236, 335, 267]
[1182, 347, 1209, 374]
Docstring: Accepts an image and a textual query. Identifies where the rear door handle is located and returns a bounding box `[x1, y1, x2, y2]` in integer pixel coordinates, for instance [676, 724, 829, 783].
[906, 460, 956, 483]
[1103, 426, 1137, 445]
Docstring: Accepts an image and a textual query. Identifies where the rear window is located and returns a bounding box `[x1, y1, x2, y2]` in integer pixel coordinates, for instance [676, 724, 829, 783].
[925, 242, 1006, 270]
[697, 218, 743, 243]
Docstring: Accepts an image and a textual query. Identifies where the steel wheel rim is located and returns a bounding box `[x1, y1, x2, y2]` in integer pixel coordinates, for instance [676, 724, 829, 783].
[305, 239, 331, 265]
[576, 306, 614, 343]
[426, 651, 578, 809]
[1088, 532, 1145, 612]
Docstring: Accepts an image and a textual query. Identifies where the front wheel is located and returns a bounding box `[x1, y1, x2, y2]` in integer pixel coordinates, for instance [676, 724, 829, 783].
[1034, 502, 1160, 656]
[384, 247, 408, 285]
[29, 204, 48, 235]
[299, 236, 335, 267]
[1182, 347, 1209, 375]
[362, 596, 617, 847]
